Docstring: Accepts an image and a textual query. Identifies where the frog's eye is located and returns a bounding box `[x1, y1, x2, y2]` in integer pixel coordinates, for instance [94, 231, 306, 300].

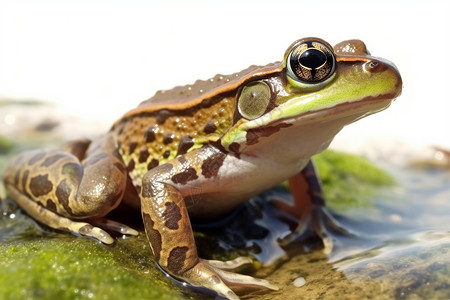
[286, 39, 335, 85]
[237, 81, 271, 120]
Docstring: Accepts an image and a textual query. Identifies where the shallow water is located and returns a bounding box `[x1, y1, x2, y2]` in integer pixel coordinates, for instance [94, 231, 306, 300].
[0, 103, 449, 299]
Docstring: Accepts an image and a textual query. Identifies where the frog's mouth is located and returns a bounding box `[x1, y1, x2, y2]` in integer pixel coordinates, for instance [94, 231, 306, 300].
[278, 93, 397, 127]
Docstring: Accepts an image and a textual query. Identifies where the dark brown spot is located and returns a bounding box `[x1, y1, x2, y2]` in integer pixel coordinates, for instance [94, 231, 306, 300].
[203, 121, 217, 134]
[112, 149, 122, 160]
[117, 124, 125, 136]
[201, 151, 226, 178]
[14, 170, 20, 187]
[163, 133, 174, 145]
[171, 167, 198, 185]
[67, 139, 91, 159]
[127, 159, 135, 172]
[167, 246, 188, 274]
[162, 202, 182, 230]
[128, 141, 138, 154]
[138, 146, 150, 163]
[29, 174, 53, 197]
[113, 162, 126, 173]
[142, 213, 162, 261]
[28, 152, 46, 165]
[229, 142, 240, 154]
[156, 109, 171, 124]
[246, 123, 292, 145]
[22, 170, 29, 192]
[46, 199, 57, 212]
[56, 179, 73, 215]
[144, 126, 156, 143]
[84, 153, 109, 168]
[177, 135, 194, 155]
[163, 150, 171, 158]
[147, 159, 159, 170]
[40, 153, 66, 167]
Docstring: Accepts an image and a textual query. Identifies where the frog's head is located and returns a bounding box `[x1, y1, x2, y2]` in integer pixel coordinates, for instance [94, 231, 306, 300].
[220, 37, 402, 158]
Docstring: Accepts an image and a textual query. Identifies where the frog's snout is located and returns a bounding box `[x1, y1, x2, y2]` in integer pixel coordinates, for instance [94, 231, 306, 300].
[366, 57, 403, 99]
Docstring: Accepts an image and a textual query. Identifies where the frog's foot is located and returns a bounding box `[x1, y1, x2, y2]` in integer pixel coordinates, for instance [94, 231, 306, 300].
[89, 217, 139, 236]
[280, 204, 352, 254]
[181, 258, 278, 300]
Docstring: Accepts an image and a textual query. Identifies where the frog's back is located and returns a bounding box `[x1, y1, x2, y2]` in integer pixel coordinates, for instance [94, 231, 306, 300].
[136, 62, 281, 109]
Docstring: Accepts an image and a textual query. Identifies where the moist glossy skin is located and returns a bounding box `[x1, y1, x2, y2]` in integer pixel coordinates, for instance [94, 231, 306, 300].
[2, 38, 402, 300]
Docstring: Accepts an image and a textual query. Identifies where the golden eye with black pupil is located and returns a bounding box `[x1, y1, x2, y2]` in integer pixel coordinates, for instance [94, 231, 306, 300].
[287, 39, 335, 84]
[237, 81, 271, 120]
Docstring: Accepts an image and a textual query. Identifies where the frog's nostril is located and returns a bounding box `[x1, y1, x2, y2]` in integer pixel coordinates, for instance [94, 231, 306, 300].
[364, 60, 386, 73]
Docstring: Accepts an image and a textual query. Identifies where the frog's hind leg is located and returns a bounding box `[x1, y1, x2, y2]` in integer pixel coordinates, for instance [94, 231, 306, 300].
[2, 135, 131, 243]
[4, 183, 116, 244]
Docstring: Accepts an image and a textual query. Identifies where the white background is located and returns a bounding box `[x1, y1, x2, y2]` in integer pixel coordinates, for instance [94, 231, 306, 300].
[1, 0, 449, 155]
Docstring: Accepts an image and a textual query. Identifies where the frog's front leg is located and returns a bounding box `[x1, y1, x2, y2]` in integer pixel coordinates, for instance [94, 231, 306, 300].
[2, 135, 136, 243]
[140, 147, 277, 300]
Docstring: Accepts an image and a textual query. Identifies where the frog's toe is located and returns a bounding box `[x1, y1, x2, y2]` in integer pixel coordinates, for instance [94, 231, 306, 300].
[181, 260, 277, 299]
[71, 222, 115, 244]
[201, 256, 253, 270]
[90, 217, 139, 236]
[212, 266, 279, 291]
[281, 205, 353, 254]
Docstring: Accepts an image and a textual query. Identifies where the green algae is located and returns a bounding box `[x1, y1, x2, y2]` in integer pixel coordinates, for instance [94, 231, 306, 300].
[0, 235, 187, 300]
[313, 150, 394, 211]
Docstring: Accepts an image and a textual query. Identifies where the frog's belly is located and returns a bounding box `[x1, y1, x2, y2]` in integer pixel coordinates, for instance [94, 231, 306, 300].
[182, 153, 308, 218]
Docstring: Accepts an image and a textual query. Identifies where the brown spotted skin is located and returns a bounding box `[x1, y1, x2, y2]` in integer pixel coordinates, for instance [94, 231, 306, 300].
[138, 145, 226, 276]
[141, 172, 199, 275]
[2, 135, 128, 243]
[113, 95, 235, 185]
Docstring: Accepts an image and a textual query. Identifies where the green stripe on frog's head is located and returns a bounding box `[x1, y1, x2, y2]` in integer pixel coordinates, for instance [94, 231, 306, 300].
[221, 37, 402, 153]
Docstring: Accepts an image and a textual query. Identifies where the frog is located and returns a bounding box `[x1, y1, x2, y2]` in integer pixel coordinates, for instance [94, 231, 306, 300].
[2, 37, 402, 299]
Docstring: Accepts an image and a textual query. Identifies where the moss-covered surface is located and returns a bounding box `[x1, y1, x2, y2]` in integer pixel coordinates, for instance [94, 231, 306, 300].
[313, 150, 394, 211]
[0, 233, 188, 300]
